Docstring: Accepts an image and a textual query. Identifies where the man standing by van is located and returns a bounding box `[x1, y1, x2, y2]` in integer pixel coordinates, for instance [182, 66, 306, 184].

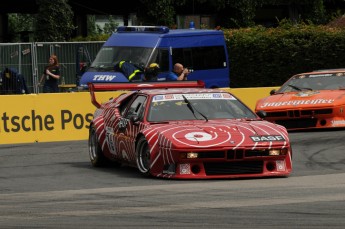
[167, 63, 190, 81]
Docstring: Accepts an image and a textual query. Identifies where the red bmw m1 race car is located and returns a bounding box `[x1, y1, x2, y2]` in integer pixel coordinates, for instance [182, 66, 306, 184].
[255, 69, 345, 130]
[88, 81, 292, 179]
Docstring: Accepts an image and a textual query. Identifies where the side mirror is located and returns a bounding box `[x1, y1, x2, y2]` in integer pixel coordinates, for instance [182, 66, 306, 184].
[256, 110, 267, 119]
[130, 115, 140, 125]
[270, 89, 276, 95]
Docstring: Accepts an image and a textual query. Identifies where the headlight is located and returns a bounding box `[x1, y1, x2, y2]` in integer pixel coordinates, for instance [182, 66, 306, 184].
[181, 152, 198, 159]
[269, 148, 288, 156]
[187, 152, 198, 159]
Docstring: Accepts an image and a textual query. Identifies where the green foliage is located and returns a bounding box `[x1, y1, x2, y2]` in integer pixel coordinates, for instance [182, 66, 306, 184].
[139, 0, 176, 26]
[137, 0, 264, 28]
[34, 0, 75, 41]
[103, 16, 119, 34]
[70, 34, 110, 42]
[227, 0, 264, 28]
[8, 14, 35, 42]
[87, 15, 98, 36]
[87, 15, 119, 36]
[308, 0, 326, 24]
[224, 23, 345, 87]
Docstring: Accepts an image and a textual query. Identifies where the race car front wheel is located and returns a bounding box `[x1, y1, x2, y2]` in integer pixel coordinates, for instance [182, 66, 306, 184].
[89, 125, 107, 167]
[136, 136, 151, 176]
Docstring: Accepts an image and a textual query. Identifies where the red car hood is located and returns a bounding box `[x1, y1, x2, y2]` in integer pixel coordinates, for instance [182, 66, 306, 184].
[150, 120, 289, 149]
[256, 90, 345, 111]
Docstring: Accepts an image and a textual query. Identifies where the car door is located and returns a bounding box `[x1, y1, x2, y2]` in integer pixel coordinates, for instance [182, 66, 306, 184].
[115, 95, 148, 165]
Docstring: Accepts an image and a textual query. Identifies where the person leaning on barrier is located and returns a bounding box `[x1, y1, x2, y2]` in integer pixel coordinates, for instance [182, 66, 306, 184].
[167, 63, 190, 81]
[39, 54, 61, 93]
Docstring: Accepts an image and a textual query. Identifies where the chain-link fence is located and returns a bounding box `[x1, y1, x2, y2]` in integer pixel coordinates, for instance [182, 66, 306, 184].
[0, 41, 104, 94]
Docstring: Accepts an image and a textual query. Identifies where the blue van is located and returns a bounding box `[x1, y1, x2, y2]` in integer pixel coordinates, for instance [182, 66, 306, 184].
[79, 26, 230, 88]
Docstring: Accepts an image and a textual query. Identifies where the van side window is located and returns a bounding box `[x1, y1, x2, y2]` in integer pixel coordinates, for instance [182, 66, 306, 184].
[149, 49, 169, 72]
[172, 46, 227, 70]
[157, 49, 169, 72]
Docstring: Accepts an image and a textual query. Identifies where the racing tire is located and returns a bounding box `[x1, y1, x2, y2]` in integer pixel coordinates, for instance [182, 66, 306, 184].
[136, 136, 151, 177]
[88, 125, 107, 167]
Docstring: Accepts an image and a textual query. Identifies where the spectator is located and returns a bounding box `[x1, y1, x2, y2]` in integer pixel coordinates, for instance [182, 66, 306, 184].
[39, 54, 61, 93]
[167, 63, 190, 81]
[0, 67, 29, 94]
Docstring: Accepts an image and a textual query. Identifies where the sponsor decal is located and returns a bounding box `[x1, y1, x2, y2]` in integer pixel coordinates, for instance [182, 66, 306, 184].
[331, 120, 345, 126]
[152, 95, 164, 101]
[185, 132, 213, 141]
[152, 93, 236, 102]
[212, 93, 222, 98]
[121, 149, 129, 160]
[259, 98, 335, 108]
[295, 91, 320, 97]
[0, 110, 92, 133]
[180, 163, 191, 174]
[222, 93, 235, 99]
[105, 126, 117, 155]
[92, 75, 116, 81]
[250, 135, 285, 142]
[309, 73, 333, 78]
[276, 160, 286, 171]
[117, 118, 128, 130]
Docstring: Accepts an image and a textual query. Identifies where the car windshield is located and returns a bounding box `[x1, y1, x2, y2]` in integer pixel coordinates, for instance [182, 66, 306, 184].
[277, 72, 345, 92]
[147, 93, 257, 122]
[90, 46, 154, 71]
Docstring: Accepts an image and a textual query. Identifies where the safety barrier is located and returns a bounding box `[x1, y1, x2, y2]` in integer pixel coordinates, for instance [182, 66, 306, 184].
[0, 87, 277, 144]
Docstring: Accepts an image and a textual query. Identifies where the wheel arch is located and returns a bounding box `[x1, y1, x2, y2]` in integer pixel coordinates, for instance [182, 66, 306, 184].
[135, 133, 146, 149]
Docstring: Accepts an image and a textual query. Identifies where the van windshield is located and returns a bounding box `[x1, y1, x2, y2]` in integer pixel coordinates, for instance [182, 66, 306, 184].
[90, 46, 154, 71]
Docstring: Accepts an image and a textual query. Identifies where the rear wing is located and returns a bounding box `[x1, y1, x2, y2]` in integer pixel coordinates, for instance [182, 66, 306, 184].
[88, 80, 205, 108]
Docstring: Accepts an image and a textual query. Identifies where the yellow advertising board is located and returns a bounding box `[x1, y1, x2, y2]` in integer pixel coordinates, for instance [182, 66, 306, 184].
[0, 87, 276, 144]
[0, 92, 120, 144]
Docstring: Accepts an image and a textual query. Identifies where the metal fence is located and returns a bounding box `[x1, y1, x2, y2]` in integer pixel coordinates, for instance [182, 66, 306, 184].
[0, 41, 104, 94]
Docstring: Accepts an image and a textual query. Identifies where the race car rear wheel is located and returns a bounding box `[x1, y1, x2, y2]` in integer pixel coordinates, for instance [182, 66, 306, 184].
[136, 136, 151, 176]
[89, 125, 107, 167]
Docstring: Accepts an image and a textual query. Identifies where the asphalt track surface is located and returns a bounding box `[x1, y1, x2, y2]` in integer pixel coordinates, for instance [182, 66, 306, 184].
[1, 129, 345, 228]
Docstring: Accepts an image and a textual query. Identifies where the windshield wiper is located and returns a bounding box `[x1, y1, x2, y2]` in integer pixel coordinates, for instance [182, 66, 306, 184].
[90, 65, 114, 71]
[287, 84, 301, 91]
[182, 95, 208, 122]
[288, 84, 312, 91]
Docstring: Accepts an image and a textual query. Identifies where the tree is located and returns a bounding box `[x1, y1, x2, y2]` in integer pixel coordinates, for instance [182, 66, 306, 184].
[87, 15, 103, 36]
[265, 0, 328, 24]
[226, 0, 265, 27]
[86, 15, 119, 36]
[137, 0, 336, 28]
[138, 0, 264, 28]
[34, 0, 75, 41]
[8, 14, 35, 42]
[103, 16, 119, 34]
[139, 0, 177, 26]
